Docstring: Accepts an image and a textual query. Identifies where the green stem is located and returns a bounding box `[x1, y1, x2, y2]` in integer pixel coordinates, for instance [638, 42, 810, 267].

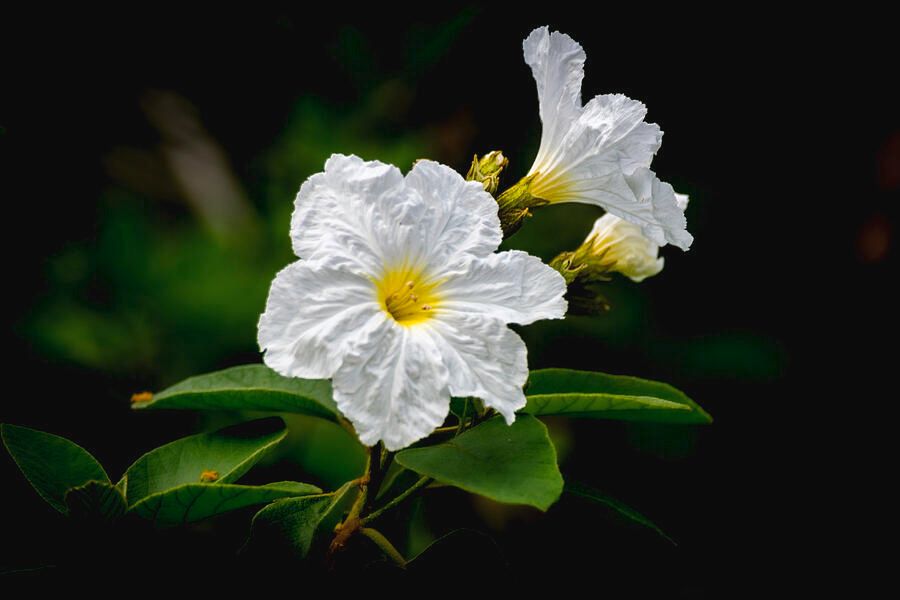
[363, 443, 388, 514]
[359, 527, 407, 569]
[360, 476, 432, 526]
[455, 398, 470, 436]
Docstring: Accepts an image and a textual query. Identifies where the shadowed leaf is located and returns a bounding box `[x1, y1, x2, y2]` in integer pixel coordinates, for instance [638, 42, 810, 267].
[525, 368, 712, 424]
[129, 480, 321, 526]
[396, 415, 563, 511]
[2, 424, 109, 513]
[119, 417, 287, 506]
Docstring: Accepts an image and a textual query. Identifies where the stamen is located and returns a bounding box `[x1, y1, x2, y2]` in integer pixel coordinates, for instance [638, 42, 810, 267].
[377, 268, 441, 325]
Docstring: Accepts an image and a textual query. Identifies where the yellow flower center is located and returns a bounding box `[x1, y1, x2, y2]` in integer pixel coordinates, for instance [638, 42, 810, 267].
[375, 266, 441, 326]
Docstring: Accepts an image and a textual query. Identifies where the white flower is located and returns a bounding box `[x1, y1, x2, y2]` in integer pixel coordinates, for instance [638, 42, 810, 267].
[518, 26, 693, 250]
[577, 193, 690, 283]
[258, 154, 567, 451]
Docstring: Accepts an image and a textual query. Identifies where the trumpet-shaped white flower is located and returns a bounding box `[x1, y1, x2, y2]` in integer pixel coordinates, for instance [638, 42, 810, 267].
[519, 26, 693, 250]
[572, 193, 690, 283]
[258, 154, 567, 451]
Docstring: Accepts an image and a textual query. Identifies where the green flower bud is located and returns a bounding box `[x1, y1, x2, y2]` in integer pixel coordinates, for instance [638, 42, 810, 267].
[466, 151, 509, 195]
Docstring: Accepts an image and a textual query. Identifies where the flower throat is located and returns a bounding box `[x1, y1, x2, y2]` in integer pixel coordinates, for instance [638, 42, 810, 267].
[376, 267, 440, 325]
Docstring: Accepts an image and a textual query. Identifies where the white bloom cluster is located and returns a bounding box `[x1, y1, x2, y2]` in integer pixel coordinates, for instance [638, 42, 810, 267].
[259, 27, 693, 450]
[521, 26, 693, 251]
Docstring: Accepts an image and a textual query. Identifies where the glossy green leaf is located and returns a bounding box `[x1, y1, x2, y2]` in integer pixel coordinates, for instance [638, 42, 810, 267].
[566, 482, 676, 545]
[2, 424, 109, 513]
[134, 365, 338, 421]
[64, 481, 127, 522]
[119, 417, 287, 506]
[525, 368, 712, 424]
[129, 480, 321, 526]
[245, 481, 357, 558]
[396, 415, 563, 511]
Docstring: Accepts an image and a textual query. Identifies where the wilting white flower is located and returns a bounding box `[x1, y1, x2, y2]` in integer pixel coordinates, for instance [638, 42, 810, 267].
[258, 154, 567, 451]
[513, 26, 692, 250]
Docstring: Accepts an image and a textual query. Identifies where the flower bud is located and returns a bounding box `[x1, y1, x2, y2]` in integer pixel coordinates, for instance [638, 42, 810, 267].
[466, 151, 509, 195]
[552, 213, 665, 285]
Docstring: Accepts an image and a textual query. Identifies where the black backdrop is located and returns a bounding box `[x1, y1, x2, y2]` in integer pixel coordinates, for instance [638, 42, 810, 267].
[2, 5, 896, 593]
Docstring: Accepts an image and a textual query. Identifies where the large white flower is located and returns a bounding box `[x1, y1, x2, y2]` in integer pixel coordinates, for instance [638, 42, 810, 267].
[515, 26, 692, 250]
[258, 154, 567, 451]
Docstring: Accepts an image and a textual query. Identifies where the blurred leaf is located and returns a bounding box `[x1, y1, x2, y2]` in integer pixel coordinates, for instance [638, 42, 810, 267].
[566, 482, 676, 545]
[119, 417, 286, 506]
[525, 368, 712, 424]
[408, 529, 504, 573]
[396, 415, 563, 511]
[129, 481, 321, 527]
[2, 424, 109, 513]
[375, 464, 420, 503]
[285, 417, 366, 489]
[64, 481, 127, 522]
[405, 9, 477, 76]
[244, 481, 356, 559]
[135, 365, 338, 421]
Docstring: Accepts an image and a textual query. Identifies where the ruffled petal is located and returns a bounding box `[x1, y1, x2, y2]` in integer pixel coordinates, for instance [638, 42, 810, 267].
[426, 312, 528, 424]
[332, 318, 451, 451]
[621, 168, 694, 250]
[522, 29, 692, 251]
[437, 250, 567, 325]
[290, 153, 404, 275]
[257, 259, 382, 379]
[404, 160, 502, 264]
[524, 26, 586, 174]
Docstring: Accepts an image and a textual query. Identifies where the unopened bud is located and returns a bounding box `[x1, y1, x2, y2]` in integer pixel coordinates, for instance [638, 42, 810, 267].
[466, 151, 508, 195]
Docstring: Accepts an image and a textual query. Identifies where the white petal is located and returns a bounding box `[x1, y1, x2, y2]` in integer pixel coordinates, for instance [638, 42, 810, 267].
[521, 29, 693, 250]
[524, 26, 586, 175]
[588, 213, 665, 282]
[674, 193, 690, 210]
[257, 259, 382, 379]
[437, 250, 568, 325]
[404, 160, 502, 264]
[332, 318, 450, 451]
[621, 168, 694, 250]
[427, 312, 528, 424]
[290, 153, 403, 274]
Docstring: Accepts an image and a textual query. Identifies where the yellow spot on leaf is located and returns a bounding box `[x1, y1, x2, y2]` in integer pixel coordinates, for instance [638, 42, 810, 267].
[130, 391, 153, 404]
[199, 470, 219, 483]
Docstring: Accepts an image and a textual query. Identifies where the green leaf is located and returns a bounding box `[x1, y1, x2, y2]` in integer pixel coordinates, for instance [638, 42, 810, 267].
[396, 415, 563, 511]
[2, 424, 109, 513]
[64, 481, 127, 522]
[119, 417, 287, 506]
[129, 481, 321, 526]
[566, 482, 676, 545]
[134, 365, 338, 421]
[245, 481, 357, 559]
[525, 368, 712, 424]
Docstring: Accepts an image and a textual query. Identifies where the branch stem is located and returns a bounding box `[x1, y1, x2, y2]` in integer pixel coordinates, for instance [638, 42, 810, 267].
[360, 476, 432, 526]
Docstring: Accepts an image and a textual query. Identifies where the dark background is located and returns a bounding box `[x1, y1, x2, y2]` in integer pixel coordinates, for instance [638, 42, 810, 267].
[2, 6, 895, 593]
